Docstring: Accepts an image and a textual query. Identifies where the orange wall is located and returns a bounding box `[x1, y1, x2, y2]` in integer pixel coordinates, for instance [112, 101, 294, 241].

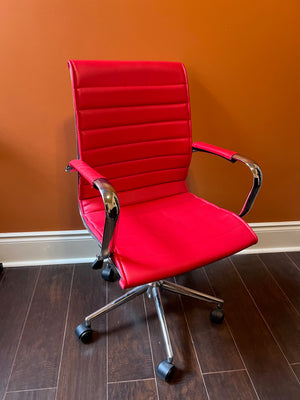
[1, 0, 299, 232]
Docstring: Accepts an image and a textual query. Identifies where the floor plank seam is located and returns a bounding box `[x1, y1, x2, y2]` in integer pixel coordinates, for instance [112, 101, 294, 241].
[258, 254, 300, 316]
[3, 266, 41, 398]
[230, 258, 300, 386]
[220, 320, 260, 400]
[202, 368, 247, 376]
[286, 253, 300, 272]
[174, 276, 210, 400]
[142, 294, 160, 400]
[54, 265, 75, 400]
[204, 264, 261, 400]
[107, 378, 156, 385]
[6, 387, 57, 394]
[0, 269, 6, 286]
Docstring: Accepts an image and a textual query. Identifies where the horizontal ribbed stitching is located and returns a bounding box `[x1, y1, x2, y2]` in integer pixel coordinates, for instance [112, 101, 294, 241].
[77, 103, 189, 131]
[76, 85, 188, 109]
[81, 179, 187, 203]
[79, 118, 189, 133]
[78, 101, 188, 111]
[81, 142, 189, 168]
[81, 136, 189, 152]
[81, 135, 189, 153]
[76, 82, 187, 89]
[80, 121, 189, 151]
[78, 118, 189, 132]
[81, 119, 188, 132]
[80, 165, 188, 187]
[78, 102, 187, 112]
[80, 153, 189, 171]
[108, 168, 187, 192]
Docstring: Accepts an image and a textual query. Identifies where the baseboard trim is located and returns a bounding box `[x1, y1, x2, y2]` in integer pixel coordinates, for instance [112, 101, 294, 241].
[1, 222, 299, 267]
[0, 230, 99, 267]
[239, 221, 300, 254]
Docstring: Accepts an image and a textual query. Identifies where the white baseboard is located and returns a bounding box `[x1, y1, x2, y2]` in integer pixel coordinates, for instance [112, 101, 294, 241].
[0, 230, 99, 267]
[239, 221, 300, 254]
[1, 222, 299, 267]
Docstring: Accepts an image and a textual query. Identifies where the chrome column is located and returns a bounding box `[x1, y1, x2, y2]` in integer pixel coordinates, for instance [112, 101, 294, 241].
[152, 284, 174, 363]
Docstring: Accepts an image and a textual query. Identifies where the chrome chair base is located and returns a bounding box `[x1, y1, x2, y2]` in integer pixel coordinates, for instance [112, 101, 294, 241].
[75, 279, 224, 382]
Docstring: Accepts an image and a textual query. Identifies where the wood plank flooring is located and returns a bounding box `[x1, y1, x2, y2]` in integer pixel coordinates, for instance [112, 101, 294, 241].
[0, 252, 299, 400]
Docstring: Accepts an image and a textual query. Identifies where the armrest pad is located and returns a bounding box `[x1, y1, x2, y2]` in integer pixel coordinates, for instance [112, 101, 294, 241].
[68, 159, 105, 185]
[192, 141, 237, 161]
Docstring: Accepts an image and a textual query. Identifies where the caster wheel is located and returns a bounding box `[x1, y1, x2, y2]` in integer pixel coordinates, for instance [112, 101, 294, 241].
[75, 323, 93, 344]
[210, 307, 225, 324]
[157, 360, 175, 382]
[101, 266, 117, 282]
[92, 258, 103, 270]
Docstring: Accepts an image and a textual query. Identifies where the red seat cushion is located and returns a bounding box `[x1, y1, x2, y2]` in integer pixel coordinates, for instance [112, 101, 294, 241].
[81, 192, 257, 289]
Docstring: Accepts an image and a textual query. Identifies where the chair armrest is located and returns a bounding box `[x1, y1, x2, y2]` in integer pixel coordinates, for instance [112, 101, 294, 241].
[66, 159, 106, 184]
[192, 142, 262, 217]
[66, 159, 120, 259]
[192, 141, 238, 161]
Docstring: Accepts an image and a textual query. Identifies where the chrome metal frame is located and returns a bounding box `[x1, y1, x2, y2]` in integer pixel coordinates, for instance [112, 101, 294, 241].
[66, 164, 120, 270]
[231, 154, 262, 217]
[159, 280, 223, 305]
[82, 279, 224, 367]
[84, 284, 149, 326]
[93, 178, 120, 260]
[192, 148, 262, 217]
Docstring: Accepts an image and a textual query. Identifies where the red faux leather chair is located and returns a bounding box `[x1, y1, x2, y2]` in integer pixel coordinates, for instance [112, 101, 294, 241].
[66, 60, 262, 381]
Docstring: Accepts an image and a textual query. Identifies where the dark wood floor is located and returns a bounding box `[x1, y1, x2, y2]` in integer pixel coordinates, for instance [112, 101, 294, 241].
[1, 252, 299, 400]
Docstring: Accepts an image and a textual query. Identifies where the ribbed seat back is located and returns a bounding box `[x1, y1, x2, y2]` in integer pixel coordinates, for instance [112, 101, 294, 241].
[68, 60, 192, 207]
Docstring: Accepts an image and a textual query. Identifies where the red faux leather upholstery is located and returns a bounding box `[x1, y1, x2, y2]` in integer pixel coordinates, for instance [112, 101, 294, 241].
[69, 159, 105, 185]
[192, 141, 237, 161]
[68, 60, 192, 207]
[82, 192, 256, 289]
[68, 60, 257, 289]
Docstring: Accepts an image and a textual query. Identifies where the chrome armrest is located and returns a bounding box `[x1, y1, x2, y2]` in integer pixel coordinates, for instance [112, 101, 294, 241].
[192, 146, 262, 217]
[66, 160, 120, 259]
[93, 178, 120, 259]
[231, 154, 262, 217]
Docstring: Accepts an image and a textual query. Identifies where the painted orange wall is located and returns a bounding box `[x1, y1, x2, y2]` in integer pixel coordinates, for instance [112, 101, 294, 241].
[1, 0, 299, 232]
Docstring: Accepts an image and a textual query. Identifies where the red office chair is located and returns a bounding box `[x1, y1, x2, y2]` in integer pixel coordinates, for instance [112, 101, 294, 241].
[66, 60, 262, 382]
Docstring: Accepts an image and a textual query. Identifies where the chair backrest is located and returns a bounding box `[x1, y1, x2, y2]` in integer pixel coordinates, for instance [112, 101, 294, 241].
[68, 60, 192, 207]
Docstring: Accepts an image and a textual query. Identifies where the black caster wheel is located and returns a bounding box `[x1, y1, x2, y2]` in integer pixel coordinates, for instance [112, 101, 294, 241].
[157, 360, 175, 382]
[210, 306, 225, 324]
[101, 266, 117, 282]
[75, 323, 93, 344]
[92, 258, 103, 270]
